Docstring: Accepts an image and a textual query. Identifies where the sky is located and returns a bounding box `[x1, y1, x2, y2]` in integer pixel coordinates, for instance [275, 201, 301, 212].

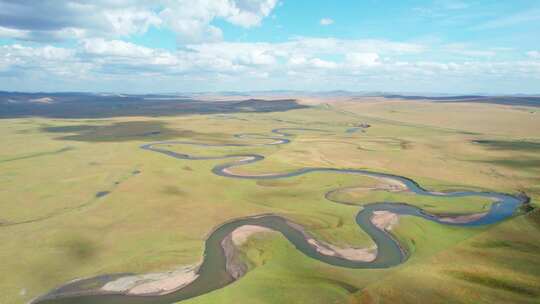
[0, 0, 539, 94]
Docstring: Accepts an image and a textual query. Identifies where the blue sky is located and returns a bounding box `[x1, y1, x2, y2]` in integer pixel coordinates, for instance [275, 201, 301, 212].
[0, 0, 539, 94]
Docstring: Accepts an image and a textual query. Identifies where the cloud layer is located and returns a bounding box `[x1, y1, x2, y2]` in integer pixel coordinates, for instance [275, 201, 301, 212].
[1, 36, 539, 93]
[0, 1, 539, 93]
[0, 0, 277, 43]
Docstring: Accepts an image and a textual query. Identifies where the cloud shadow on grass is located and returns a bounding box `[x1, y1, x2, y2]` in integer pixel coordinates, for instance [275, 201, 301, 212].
[42, 121, 230, 142]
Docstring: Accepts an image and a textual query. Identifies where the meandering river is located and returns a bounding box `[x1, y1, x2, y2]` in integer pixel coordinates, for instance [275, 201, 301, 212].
[33, 128, 527, 304]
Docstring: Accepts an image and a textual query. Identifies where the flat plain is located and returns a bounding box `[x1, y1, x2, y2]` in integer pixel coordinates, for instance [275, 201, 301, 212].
[1, 96, 539, 304]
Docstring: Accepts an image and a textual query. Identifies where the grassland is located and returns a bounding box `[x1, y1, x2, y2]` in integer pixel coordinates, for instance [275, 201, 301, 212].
[0, 98, 539, 303]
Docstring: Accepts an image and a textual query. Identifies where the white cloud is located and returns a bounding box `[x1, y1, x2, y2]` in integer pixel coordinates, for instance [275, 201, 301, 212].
[0, 1, 161, 41]
[0, 0, 278, 44]
[0, 44, 86, 78]
[0, 37, 427, 81]
[158, 0, 277, 43]
[288, 56, 307, 65]
[527, 51, 540, 59]
[225, 0, 278, 27]
[346, 52, 380, 67]
[2, 37, 539, 93]
[310, 58, 337, 69]
[81, 38, 154, 58]
[0, 27, 29, 40]
[442, 43, 496, 57]
[320, 18, 334, 26]
[184, 42, 278, 67]
[158, 5, 224, 44]
[282, 37, 424, 56]
[104, 8, 162, 36]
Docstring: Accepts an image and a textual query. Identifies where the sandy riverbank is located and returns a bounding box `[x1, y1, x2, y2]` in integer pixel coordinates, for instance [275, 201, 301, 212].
[438, 212, 488, 224]
[221, 224, 276, 279]
[374, 177, 408, 192]
[371, 211, 400, 230]
[306, 238, 376, 262]
[306, 210, 399, 261]
[231, 225, 275, 245]
[101, 265, 199, 296]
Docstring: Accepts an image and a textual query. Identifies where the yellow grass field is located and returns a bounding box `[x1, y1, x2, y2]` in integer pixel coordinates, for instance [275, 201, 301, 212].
[1, 98, 539, 304]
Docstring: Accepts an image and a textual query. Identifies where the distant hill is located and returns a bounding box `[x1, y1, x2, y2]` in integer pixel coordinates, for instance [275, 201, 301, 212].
[0, 91, 308, 119]
[380, 94, 540, 107]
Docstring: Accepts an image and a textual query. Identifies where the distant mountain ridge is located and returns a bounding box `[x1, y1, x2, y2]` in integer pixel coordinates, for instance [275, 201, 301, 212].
[379, 94, 540, 107]
[1, 91, 538, 119]
[0, 91, 307, 119]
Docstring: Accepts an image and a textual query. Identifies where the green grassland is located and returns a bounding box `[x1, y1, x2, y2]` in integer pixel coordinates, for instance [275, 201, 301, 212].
[0, 99, 539, 303]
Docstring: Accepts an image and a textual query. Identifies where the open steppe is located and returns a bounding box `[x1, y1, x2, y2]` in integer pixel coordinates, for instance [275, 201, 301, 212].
[1, 96, 539, 304]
